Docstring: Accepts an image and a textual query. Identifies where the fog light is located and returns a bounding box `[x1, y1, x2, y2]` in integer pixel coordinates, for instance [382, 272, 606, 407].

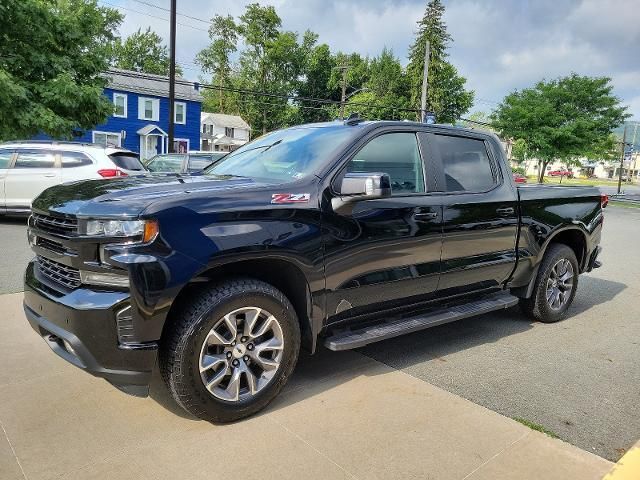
[80, 270, 129, 287]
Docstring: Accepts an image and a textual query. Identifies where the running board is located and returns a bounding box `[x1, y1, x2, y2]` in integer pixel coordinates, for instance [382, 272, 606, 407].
[324, 291, 519, 351]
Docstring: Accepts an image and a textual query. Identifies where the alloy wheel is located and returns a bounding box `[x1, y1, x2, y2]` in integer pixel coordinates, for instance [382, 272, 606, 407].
[545, 259, 574, 310]
[198, 307, 284, 402]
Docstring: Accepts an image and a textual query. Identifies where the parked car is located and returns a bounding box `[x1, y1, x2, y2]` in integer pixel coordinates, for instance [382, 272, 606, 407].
[548, 169, 574, 178]
[23, 120, 606, 422]
[0, 141, 145, 215]
[145, 152, 226, 174]
[513, 172, 527, 183]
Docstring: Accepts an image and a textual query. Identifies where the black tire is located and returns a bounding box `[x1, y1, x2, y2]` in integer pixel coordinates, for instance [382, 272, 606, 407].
[519, 243, 579, 323]
[160, 278, 301, 422]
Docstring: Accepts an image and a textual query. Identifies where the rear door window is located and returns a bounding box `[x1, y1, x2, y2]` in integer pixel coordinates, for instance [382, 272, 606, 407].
[0, 150, 13, 169]
[61, 151, 93, 168]
[346, 132, 425, 195]
[14, 149, 56, 169]
[108, 152, 145, 171]
[432, 135, 495, 192]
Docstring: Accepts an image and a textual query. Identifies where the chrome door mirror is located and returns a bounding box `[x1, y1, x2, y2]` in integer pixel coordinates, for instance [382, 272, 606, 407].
[332, 172, 392, 214]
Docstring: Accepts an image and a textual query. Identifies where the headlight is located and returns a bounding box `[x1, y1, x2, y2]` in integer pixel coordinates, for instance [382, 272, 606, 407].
[84, 219, 159, 243]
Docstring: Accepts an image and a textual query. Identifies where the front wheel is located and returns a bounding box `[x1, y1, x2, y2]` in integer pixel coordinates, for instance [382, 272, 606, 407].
[160, 279, 301, 422]
[519, 243, 579, 323]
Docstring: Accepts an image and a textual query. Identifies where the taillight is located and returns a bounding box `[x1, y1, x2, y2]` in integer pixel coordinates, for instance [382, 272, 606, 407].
[98, 169, 128, 178]
[601, 194, 608, 209]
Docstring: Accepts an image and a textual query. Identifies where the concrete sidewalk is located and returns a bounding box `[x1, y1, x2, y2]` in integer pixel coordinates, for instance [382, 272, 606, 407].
[0, 292, 612, 480]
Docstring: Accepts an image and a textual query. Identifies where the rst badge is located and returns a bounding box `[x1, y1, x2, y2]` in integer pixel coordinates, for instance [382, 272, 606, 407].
[271, 193, 311, 204]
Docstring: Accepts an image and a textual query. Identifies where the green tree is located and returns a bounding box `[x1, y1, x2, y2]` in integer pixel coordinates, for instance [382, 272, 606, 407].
[492, 74, 628, 183]
[234, 3, 309, 134]
[296, 42, 335, 123]
[112, 27, 182, 76]
[196, 14, 238, 112]
[339, 48, 412, 120]
[0, 0, 122, 140]
[407, 0, 474, 123]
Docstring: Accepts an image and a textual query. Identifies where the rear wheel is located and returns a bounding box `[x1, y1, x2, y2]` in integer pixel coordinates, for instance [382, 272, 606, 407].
[519, 243, 579, 323]
[160, 279, 301, 422]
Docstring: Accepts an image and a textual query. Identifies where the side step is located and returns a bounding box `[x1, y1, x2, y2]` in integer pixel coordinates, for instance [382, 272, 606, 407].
[324, 291, 519, 351]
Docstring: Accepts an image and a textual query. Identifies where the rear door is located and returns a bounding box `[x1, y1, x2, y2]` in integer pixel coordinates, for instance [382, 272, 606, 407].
[425, 132, 518, 297]
[59, 151, 97, 183]
[4, 149, 60, 210]
[323, 129, 443, 320]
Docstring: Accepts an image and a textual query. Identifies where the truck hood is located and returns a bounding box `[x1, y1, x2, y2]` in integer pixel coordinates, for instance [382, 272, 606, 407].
[32, 174, 263, 217]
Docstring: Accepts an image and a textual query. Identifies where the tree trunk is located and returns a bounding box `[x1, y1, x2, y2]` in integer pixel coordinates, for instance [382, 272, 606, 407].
[538, 160, 548, 183]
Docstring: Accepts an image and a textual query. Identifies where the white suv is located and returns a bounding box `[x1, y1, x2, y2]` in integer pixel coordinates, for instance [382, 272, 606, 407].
[0, 141, 146, 214]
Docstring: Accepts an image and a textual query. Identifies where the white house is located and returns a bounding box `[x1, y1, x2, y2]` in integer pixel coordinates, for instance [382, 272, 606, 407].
[200, 112, 251, 152]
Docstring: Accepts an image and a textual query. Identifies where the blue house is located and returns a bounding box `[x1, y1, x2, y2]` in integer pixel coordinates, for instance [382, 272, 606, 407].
[46, 68, 203, 161]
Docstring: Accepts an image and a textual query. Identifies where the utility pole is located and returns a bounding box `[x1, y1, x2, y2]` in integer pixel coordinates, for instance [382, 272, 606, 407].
[335, 64, 350, 120]
[420, 40, 430, 122]
[617, 123, 627, 194]
[167, 0, 177, 153]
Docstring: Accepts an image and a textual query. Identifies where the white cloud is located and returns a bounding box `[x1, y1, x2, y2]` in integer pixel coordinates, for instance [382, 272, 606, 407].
[109, 0, 640, 119]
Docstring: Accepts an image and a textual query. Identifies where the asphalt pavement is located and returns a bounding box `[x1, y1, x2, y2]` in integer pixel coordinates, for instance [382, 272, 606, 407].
[361, 206, 640, 461]
[0, 217, 31, 294]
[0, 206, 638, 462]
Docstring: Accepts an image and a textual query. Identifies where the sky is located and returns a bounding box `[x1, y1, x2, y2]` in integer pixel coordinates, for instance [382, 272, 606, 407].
[106, 0, 640, 120]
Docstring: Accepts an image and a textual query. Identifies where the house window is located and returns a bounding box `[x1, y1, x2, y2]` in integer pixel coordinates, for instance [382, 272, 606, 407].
[225, 127, 234, 138]
[113, 93, 127, 118]
[209, 125, 213, 135]
[175, 102, 186, 124]
[93, 131, 121, 147]
[202, 123, 207, 134]
[138, 97, 159, 121]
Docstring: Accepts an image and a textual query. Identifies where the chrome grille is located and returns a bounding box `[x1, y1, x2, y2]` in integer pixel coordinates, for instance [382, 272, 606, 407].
[37, 256, 81, 289]
[32, 213, 78, 236]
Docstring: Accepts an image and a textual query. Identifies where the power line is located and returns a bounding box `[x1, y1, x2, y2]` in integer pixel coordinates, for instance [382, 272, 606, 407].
[99, 1, 209, 32]
[128, 0, 212, 26]
[110, 69, 424, 114]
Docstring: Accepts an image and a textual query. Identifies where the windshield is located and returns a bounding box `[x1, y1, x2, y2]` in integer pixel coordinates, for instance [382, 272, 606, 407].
[205, 127, 355, 182]
[146, 154, 185, 173]
[109, 152, 145, 171]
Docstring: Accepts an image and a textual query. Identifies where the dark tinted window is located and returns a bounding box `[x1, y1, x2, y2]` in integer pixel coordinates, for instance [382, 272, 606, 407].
[146, 154, 184, 173]
[206, 127, 355, 182]
[433, 135, 495, 192]
[347, 132, 424, 194]
[0, 150, 12, 169]
[14, 149, 56, 168]
[109, 152, 145, 171]
[187, 155, 215, 172]
[61, 151, 93, 168]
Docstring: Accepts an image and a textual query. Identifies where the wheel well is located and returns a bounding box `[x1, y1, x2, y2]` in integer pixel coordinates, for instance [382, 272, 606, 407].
[163, 259, 313, 351]
[548, 229, 587, 269]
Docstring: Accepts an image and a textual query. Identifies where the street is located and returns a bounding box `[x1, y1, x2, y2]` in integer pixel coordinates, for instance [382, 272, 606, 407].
[0, 206, 637, 463]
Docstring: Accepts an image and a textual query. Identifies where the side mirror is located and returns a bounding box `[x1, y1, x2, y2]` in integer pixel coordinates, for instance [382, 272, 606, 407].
[331, 172, 392, 214]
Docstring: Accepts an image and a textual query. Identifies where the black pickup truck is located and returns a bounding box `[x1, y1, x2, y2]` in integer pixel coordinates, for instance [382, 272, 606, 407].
[24, 120, 606, 422]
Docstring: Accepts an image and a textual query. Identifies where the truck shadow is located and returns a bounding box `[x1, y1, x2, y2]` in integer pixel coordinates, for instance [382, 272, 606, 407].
[149, 275, 626, 421]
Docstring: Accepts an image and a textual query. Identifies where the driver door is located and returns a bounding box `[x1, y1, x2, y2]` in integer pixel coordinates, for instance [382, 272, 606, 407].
[322, 129, 443, 321]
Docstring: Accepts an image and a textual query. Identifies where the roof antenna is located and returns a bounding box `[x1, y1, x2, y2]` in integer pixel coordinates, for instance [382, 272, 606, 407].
[344, 112, 363, 126]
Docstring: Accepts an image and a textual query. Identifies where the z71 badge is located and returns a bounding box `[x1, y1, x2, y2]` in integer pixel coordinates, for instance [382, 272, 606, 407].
[271, 193, 311, 204]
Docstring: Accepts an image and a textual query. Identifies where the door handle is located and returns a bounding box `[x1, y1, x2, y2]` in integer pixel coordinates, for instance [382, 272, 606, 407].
[496, 207, 515, 216]
[414, 212, 438, 220]
[44, 174, 56, 178]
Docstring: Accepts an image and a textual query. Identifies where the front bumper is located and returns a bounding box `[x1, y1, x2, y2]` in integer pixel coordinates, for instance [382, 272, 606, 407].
[24, 261, 157, 396]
